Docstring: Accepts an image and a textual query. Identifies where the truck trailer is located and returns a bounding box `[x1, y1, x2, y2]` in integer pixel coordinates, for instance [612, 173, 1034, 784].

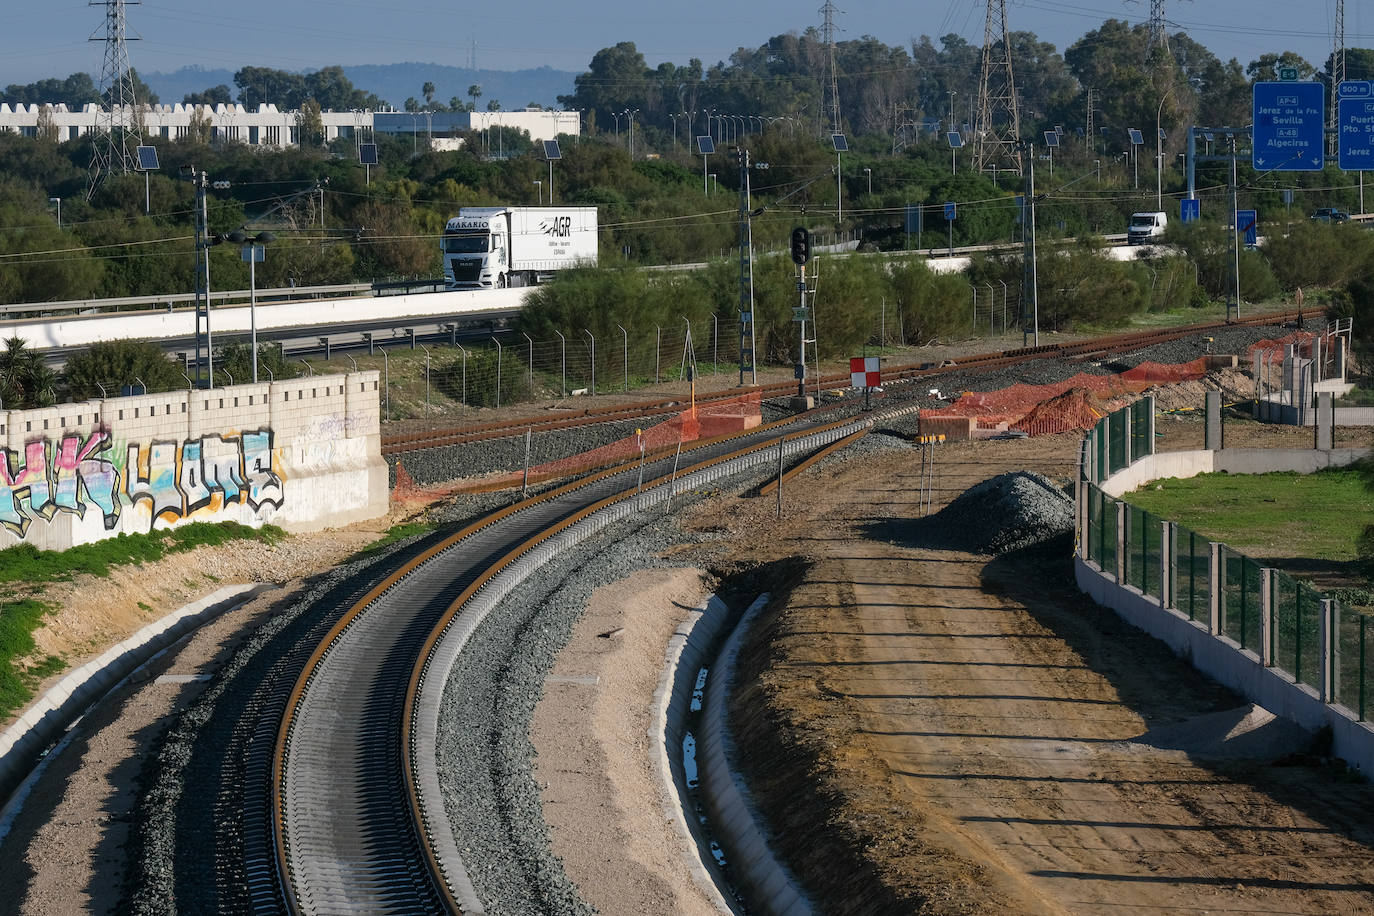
[441, 206, 598, 289]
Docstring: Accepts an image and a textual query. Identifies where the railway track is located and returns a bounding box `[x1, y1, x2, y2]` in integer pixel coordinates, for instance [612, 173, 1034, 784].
[380, 308, 1304, 459]
[260, 410, 874, 914]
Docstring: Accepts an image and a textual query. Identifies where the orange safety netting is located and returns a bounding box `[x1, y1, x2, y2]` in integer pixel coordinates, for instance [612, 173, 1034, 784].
[919, 356, 1221, 439]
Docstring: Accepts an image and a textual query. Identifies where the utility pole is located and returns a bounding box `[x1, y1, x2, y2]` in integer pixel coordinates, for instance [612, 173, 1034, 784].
[1147, 0, 1170, 56]
[87, 0, 144, 198]
[1331, 0, 1346, 158]
[974, 0, 1022, 174]
[190, 169, 215, 387]
[737, 148, 757, 385]
[1018, 140, 1039, 346]
[1085, 88, 1095, 155]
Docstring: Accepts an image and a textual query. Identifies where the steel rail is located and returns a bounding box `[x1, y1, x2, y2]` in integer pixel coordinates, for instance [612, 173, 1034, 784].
[380, 308, 1305, 458]
[269, 410, 860, 914]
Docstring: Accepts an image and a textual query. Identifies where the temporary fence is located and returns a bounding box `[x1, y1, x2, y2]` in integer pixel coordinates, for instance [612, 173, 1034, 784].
[1080, 400, 1374, 726]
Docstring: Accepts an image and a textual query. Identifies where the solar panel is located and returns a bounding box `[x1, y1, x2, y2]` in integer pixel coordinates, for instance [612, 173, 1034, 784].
[135, 145, 159, 171]
[946, 132, 964, 149]
[696, 135, 715, 155]
[543, 139, 562, 160]
[831, 133, 848, 152]
[1158, 127, 1167, 140]
[1203, 131, 1216, 142]
[1043, 130, 1060, 148]
[358, 143, 378, 165]
[1128, 128, 1144, 145]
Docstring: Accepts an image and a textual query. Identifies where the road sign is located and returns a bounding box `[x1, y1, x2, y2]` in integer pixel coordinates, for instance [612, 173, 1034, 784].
[943, 201, 956, 220]
[1252, 81, 1325, 170]
[1180, 198, 1200, 223]
[792, 306, 810, 322]
[850, 356, 881, 389]
[1236, 208, 1258, 246]
[904, 204, 922, 233]
[1338, 83, 1374, 171]
[1278, 66, 1299, 81]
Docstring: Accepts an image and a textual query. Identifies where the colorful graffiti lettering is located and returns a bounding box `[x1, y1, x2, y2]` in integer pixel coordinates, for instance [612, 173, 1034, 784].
[124, 429, 283, 523]
[0, 431, 120, 536]
[0, 428, 282, 537]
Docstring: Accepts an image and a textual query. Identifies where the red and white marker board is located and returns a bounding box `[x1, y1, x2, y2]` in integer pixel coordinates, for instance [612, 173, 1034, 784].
[849, 356, 880, 388]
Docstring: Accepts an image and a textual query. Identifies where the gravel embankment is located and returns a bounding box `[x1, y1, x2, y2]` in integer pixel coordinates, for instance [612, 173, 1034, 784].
[924, 471, 1075, 555]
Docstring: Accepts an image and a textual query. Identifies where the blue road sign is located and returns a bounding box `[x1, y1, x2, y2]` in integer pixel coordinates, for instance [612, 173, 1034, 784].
[905, 204, 922, 233]
[1236, 209, 1258, 246]
[1252, 81, 1325, 170]
[943, 201, 957, 220]
[1338, 83, 1374, 171]
[1180, 198, 1200, 223]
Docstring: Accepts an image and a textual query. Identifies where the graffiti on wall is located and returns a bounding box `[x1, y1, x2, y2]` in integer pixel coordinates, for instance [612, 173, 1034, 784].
[0, 428, 283, 536]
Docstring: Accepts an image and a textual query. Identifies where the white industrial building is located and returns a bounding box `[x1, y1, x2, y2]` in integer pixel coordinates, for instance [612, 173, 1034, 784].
[0, 103, 578, 148]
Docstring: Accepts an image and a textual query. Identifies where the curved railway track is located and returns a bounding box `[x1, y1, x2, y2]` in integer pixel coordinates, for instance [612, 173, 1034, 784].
[259, 410, 873, 914]
[381, 308, 1305, 458]
[229, 311, 1305, 914]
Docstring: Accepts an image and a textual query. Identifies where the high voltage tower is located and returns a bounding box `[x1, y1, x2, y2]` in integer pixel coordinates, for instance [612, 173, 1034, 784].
[973, 0, 1022, 174]
[1147, 0, 1169, 54]
[87, 0, 144, 199]
[820, 0, 842, 134]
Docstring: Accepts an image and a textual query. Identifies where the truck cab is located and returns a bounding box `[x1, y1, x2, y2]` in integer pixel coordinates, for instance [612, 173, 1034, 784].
[1127, 211, 1167, 244]
[443, 214, 509, 289]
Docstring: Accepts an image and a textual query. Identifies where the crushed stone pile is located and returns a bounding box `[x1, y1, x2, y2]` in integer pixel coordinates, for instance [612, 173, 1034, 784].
[928, 471, 1074, 555]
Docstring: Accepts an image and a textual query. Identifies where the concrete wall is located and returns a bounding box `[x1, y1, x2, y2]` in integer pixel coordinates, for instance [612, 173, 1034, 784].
[6, 288, 527, 352]
[1080, 444, 1374, 776]
[1100, 447, 1371, 497]
[0, 371, 388, 549]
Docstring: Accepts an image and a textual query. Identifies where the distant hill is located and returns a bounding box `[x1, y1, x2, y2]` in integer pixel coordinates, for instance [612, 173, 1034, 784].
[141, 62, 578, 110]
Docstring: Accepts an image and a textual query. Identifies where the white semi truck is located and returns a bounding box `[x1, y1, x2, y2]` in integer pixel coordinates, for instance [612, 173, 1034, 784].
[441, 206, 598, 289]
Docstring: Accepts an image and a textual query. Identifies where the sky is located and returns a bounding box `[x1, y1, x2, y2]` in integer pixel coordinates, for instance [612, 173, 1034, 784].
[0, 0, 1367, 86]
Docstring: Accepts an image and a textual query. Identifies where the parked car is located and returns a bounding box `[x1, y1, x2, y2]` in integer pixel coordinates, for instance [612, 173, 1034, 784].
[1310, 207, 1351, 223]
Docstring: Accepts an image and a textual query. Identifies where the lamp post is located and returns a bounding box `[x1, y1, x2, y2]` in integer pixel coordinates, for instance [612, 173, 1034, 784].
[613, 110, 624, 141]
[864, 167, 872, 196]
[533, 179, 542, 205]
[628, 109, 640, 158]
[231, 230, 276, 384]
[1155, 85, 1175, 209]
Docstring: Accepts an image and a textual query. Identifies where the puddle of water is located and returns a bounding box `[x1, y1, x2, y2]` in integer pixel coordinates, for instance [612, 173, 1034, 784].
[690, 665, 708, 712]
[683, 731, 698, 789]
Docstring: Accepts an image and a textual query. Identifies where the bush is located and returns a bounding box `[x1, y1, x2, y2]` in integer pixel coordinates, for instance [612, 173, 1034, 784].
[63, 338, 185, 400]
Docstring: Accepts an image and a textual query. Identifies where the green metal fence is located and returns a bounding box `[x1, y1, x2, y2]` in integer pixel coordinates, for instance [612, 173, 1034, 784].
[1123, 503, 1163, 600]
[1269, 569, 1325, 691]
[1170, 525, 1210, 624]
[1219, 547, 1263, 653]
[1337, 605, 1374, 721]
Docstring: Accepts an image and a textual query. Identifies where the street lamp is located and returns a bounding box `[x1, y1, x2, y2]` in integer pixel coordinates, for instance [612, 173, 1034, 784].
[1155, 85, 1175, 209]
[533, 179, 542, 204]
[229, 230, 276, 384]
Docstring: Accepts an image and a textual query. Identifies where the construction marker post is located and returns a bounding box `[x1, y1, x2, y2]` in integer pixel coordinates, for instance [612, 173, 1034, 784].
[850, 356, 881, 411]
[635, 429, 646, 493]
[521, 427, 532, 499]
[776, 436, 785, 518]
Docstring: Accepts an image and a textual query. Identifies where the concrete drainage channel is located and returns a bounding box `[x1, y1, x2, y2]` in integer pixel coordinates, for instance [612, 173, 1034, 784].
[653, 591, 817, 915]
[413, 417, 870, 912]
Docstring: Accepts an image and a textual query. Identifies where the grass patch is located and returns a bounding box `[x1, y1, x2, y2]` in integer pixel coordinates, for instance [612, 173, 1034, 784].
[0, 599, 57, 714]
[0, 522, 286, 588]
[1124, 468, 1374, 562]
[349, 519, 438, 562]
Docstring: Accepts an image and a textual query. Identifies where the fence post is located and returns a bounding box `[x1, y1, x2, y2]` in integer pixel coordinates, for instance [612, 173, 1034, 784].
[1259, 567, 1274, 666]
[1208, 541, 1222, 635]
[493, 337, 503, 409]
[1160, 520, 1173, 609]
[1321, 598, 1337, 703]
[1115, 500, 1127, 584]
[554, 330, 566, 397]
[1205, 390, 1221, 451]
[1146, 395, 1156, 457]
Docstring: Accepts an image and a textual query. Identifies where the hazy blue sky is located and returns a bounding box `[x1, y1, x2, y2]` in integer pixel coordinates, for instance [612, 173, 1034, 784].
[1, 0, 1366, 84]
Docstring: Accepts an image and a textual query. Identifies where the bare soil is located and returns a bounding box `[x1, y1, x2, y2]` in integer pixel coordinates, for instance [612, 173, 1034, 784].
[671, 419, 1374, 915]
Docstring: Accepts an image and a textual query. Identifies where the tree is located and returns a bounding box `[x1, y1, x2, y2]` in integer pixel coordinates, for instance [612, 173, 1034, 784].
[1246, 52, 1316, 84]
[35, 106, 59, 144]
[467, 84, 482, 111]
[422, 81, 436, 108]
[187, 107, 213, 144]
[486, 99, 501, 111]
[63, 339, 184, 400]
[2, 73, 99, 108]
[296, 99, 324, 146]
[183, 85, 233, 106]
[0, 338, 57, 408]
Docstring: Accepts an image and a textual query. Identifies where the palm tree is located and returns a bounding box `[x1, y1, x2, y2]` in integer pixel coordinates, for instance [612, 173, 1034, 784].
[467, 84, 482, 112]
[422, 81, 436, 108]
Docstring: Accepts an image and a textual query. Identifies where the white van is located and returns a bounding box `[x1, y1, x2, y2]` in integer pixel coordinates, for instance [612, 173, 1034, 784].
[1127, 211, 1168, 244]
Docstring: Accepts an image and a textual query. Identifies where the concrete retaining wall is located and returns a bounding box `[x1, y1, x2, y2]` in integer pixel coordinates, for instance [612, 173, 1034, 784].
[1081, 444, 1374, 775]
[0, 371, 389, 549]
